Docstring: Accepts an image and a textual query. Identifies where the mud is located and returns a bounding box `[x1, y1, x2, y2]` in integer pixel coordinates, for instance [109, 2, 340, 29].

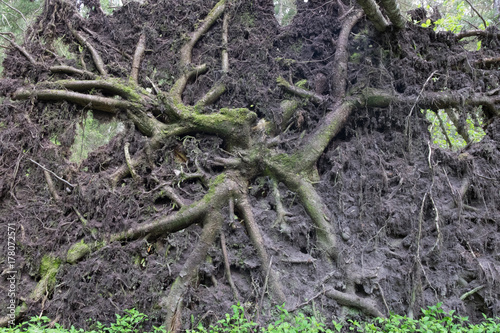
[0, 0, 499, 331]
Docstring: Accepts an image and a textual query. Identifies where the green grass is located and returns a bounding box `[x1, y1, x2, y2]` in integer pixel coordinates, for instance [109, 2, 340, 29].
[2, 303, 499, 333]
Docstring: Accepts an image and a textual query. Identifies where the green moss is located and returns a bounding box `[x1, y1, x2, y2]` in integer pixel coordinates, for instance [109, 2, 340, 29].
[40, 255, 61, 276]
[66, 240, 91, 264]
[270, 153, 300, 172]
[349, 52, 362, 64]
[31, 255, 61, 300]
[204, 173, 226, 200]
[295, 79, 308, 88]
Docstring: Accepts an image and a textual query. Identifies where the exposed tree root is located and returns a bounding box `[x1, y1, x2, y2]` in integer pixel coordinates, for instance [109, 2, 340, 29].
[220, 232, 240, 302]
[70, 27, 107, 76]
[325, 289, 384, 318]
[43, 170, 61, 202]
[236, 194, 287, 305]
[160, 210, 223, 332]
[131, 34, 146, 84]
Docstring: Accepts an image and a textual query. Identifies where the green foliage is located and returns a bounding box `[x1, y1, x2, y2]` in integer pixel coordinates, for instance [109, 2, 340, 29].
[189, 303, 500, 333]
[1, 309, 166, 333]
[69, 111, 124, 164]
[0, 0, 43, 75]
[423, 109, 485, 150]
[418, 0, 497, 36]
[2, 304, 500, 333]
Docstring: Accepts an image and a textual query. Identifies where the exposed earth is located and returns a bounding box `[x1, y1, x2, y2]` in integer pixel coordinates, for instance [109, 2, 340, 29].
[0, 0, 499, 331]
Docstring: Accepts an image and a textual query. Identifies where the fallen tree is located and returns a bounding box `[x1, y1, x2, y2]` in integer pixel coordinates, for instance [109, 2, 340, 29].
[0, 0, 499, 331]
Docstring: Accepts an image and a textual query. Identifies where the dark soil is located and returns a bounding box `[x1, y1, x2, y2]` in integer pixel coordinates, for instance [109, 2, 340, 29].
[1, 0, 499, 331]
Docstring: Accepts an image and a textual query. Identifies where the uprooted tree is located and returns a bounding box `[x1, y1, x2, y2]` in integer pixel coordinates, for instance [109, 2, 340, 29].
[1, 0, 499, 331]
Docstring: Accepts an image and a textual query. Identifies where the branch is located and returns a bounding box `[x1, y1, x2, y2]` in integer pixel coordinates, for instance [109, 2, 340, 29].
[220, 232, 240, 302]
[455, 30, 500, 39]
[463, 0, 487, 29]
[131, 34, 146, 84]
[43, 170, 61, 201]
[356, 0, 390, 32]
[354, 88, 500, 118]
[269, 170, 340, 261]
[295, 101, 355, 170]
[124, 142, 139, 180]
[170, 64, 208, 100]
[194, 84, 226, 109]
[71, 28, 107, 76]
[475, 56, 500, 67]
[156, 185, 189, 208]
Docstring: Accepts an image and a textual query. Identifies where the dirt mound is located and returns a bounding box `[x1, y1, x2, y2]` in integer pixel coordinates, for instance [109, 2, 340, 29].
[1, 0, 499, 330]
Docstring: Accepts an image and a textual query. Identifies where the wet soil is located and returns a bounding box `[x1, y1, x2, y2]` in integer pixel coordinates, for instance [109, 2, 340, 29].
[0, 0, 499, 331]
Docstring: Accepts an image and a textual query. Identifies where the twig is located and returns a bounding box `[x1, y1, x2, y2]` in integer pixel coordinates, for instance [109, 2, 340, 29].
[460, 285, 485, 300]
[289, 289, 325, 312]
[405, 70, 438, 136]
[28, 158, 76, 187]
[0, 0, 28, 27]
[9, 153, 22, 191]
[463, 0, 487, 29]
[73, 206, 88, 225]
[124, 142, 139, 180]
[43, 170, 61, 201]
[375, 282, 390, 315]
[434, 110, 454, 148]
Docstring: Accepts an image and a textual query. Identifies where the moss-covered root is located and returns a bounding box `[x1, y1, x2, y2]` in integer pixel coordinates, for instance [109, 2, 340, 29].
[110, 173, 232, 242]
[160, 210, 223, 332]
[277, 173, 340, 262]
[236, 194, 287, 305]
[31, 255, 61, 302]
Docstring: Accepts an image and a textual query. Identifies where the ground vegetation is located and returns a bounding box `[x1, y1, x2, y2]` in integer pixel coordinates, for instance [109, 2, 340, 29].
[0, 0, 499, 331]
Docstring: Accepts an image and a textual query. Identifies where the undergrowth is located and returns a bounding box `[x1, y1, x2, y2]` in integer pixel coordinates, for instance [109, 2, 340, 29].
[1, 303, 499, 333]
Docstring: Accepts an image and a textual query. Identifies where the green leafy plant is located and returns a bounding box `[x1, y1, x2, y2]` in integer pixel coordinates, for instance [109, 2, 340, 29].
[2, 304, 500, 333]
[1, 309, 166, 333]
